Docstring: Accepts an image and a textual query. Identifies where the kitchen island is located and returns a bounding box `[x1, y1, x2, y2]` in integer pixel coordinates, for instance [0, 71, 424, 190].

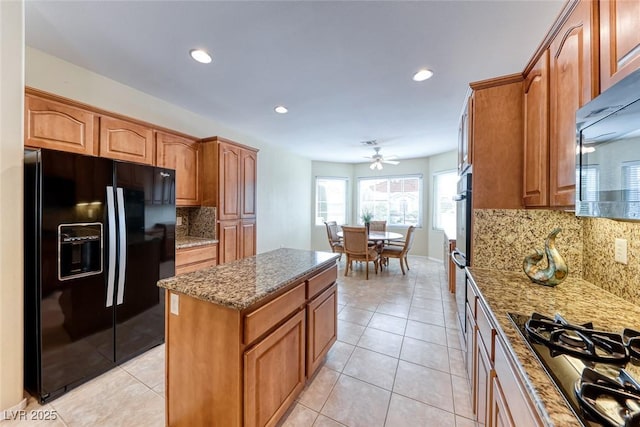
[466, 267, 640, 426]
[158, 248, 340, 427]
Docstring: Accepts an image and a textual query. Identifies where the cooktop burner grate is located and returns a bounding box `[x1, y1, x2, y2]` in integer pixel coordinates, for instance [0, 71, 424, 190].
[525, 313, 630, 365]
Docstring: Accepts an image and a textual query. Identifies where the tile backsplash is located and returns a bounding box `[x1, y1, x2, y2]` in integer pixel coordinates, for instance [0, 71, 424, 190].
[473, 209, 583, 277]
[176, 207, 216, 239]
[583, 217, 640, 306]
[473, 209, 640, 307]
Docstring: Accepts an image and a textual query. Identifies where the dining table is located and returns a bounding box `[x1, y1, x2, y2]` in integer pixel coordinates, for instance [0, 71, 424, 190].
[336, 230, 404, 243]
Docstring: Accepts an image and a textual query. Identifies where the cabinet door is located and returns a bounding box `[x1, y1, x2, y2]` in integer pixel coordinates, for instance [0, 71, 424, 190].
[241, 219, 256, 259]
[156, 132, 201, 206]
[523, 50, 550, 207]
[241, 148, 257, 218]
[476, 331, 493, 427]
[306, 283, 337, 376]
[218, 142, 241, 220]
[218, 220, 240, 264]
[491, 376, 515, 427]
[549, 0, 596, 207]
[100, 116, 154, 165]
[244, 310, 306, 427]
[458, 93, 473, 174]
[465, 305, 477, 414]
[25, 95, 96, 155]
[600, 0, 640, 92]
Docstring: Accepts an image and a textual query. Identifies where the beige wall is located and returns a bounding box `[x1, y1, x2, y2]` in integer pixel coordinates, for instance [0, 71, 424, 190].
[1, 0, 26, 413]
[25, 47, 312, 253]
[310, 151, 457, 258]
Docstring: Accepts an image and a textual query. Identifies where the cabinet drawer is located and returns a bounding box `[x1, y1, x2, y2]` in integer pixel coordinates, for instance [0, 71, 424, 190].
[244, 283, 305, 345]
[494, 336, 542, 427]
[175, 244, 217, 275]
[307, 264, 337, 299]
[476, 302, 494, 360]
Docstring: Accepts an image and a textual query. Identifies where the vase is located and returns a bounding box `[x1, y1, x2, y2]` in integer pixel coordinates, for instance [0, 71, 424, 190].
[365, 222, 370, 235]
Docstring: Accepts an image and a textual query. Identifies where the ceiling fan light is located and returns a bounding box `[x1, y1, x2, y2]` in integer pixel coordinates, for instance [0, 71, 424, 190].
[370, 162, 376, 170]
[413, 68, 434, 82]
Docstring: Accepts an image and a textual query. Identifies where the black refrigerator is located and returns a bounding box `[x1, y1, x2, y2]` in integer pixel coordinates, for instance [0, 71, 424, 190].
[24, 148, 176, 403]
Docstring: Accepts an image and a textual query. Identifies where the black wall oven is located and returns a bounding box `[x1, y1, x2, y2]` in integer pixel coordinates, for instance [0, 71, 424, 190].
[451, 173, 472, 333]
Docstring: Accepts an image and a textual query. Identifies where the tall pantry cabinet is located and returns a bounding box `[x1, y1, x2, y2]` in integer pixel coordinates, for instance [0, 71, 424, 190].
[201, 137, 258, 264]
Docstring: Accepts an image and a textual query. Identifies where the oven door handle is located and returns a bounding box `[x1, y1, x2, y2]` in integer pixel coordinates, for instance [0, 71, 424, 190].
[451, 249, 467, 269]
[453, 193, 466, 202]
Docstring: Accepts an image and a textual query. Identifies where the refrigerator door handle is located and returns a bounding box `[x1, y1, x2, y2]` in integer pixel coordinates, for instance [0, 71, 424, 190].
[106, 187, 116, 308]
[116, 187, 127, 305]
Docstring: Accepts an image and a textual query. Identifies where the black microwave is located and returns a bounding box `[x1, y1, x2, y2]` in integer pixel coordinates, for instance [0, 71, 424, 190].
[576, 68, 640, 220]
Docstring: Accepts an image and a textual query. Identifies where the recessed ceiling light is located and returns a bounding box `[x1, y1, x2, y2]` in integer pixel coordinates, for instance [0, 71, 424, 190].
[274, 105, 288, 114]
[189, 49, 212, 64]
[413, 68, 434, 82]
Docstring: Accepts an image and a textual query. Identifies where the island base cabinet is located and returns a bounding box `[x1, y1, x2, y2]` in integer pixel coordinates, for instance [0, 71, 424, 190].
[306, 283, 337, 375]
[244, 310, 306, 427]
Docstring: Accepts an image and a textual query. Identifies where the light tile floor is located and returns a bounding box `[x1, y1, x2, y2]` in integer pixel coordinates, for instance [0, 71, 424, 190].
[5, 256, 476, 427]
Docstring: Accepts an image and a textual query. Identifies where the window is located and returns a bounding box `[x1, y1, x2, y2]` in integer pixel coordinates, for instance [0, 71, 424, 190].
[622, 161, 640, 201]
[433, 170, 457, 232]
[357, 175, 422, 226]
[577, 165, 599, 201]
[315, 177, 348, 225]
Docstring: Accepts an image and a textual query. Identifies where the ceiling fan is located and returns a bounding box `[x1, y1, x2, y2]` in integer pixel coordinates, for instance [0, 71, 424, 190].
[366, 147, 399, 170]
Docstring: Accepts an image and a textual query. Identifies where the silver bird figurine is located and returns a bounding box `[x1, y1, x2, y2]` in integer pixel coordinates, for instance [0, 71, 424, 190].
[523, 228, 568, 286]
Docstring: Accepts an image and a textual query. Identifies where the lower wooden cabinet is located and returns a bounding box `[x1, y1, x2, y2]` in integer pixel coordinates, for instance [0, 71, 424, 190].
[165, 262, 338, 427]
[244, 310, 306, 427]
[492, 376, 515, 427]
[476, 330, 493, 427]
[218, 219, 256, 264]
[306, 283, 337, 374]
[175, 243, 217, 275]
[464, 279, 543, 427]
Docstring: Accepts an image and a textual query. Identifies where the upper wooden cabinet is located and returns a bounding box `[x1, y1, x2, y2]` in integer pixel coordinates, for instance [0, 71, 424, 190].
[25, 94, 97, 155]
[458, 92, 473, 175]
[468, 75, 524, 210]
[241, 149, 257, 219]
[99, 116, 154, 165]
[548, 0, 598, 207]
[600, 0, 640, 92]
[156, 131, 201, 206]
[523, 50, 550, 207]
[201, 137, 258, 263]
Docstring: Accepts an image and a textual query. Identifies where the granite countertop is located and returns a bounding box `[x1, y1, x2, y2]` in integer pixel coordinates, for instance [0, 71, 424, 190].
[158, 248, 340, 310]
[468, 267, 640, 426]
[176, 236, 218, 249]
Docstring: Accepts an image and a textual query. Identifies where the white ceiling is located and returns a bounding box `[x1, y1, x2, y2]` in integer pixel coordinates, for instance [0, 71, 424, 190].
[25, 0, 565, 164]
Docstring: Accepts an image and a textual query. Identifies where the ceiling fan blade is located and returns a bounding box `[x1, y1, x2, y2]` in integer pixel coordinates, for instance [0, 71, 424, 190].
[384, 155, 398, 160]
[382, 160, 399, 165]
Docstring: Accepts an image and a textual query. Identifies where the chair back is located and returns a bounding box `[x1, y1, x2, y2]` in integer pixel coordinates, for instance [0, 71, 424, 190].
[369, 220, 386, 232]
[324, 221, 340, 243]
[341, 226, 369, 256]
[403, 226, 416, 252]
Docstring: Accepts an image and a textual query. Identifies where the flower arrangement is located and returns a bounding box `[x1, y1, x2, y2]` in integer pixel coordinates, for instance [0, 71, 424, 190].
[361, 209, 373, 224]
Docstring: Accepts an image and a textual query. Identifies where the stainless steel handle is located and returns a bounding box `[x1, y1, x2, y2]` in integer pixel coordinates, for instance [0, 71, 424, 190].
[451, 249, 467, 269]
[453, 193, 466, 201]
[116, 187, 127, 305]
[106, 187, 116, 308]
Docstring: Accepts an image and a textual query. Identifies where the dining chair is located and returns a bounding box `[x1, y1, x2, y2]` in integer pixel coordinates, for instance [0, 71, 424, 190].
[380, 225, 416, 275]
[341, 226, 379, 280]
[324, 221, 344, 260]
[369, 220, 386, 232]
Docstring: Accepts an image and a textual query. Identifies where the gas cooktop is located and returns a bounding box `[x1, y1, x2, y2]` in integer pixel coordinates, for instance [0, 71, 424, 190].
[509, 312, 640, 427]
